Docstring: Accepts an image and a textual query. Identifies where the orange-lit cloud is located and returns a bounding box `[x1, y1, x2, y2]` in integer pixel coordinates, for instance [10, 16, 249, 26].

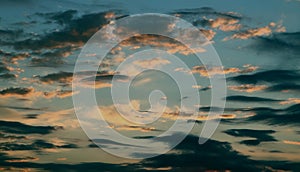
[191, 64, 258, 77]
[133, 57, 170, 68]
[279, 98, 300, 105]
[228, 84, 267, 93]
[283, 140, 300, 146]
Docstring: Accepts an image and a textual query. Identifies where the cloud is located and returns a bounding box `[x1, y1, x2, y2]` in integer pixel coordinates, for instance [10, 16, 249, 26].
[224, 21, 286, 41]
[194, 17, 242, 32]
[12, 11, 112, 50]
[0, 87, 75, 99]
[279, 98, 300, 105]
[283, 140, 300, 146]
[0, 134, 299, 171]
[79, 72, 129, 89]
[173, 7, 242, 20]
[243, 104, 300, 126]
[133, 57, 170, 68]
[228, 84, 267, 93]
[39, 71, 73, 84]
[30, 46, 74, 67]
[0, 73, 17, 79]
[192, 64, 258, 77]
[0, 120, 59, 135]
[226, 95, 281, 103]
[266, 83, 300, 92]
[0, 87, 33, 97]
[0, 139, 77, 151]
[226, 26, 272, 40]
[228, 70, 300, 84]
[224, 129, 277, 146]
[249, 32, 300, 58]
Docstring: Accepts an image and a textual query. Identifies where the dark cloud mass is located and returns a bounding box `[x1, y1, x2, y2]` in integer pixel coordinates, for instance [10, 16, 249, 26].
[0, 139, 77, 151]
[39, 71, 73, 84]
[226, 95, 281, 102]
[0, 87, 33, 96]
[0, 120, 59, 135]
[11, 11, 116, 51]
[224, 129, 277, 146]
[266, 83, 300, 92]
[228, 70, 300, 84]
[0, 135, 299, 171]
[222, 104, 300, 126]
[251, 32, 300, 58]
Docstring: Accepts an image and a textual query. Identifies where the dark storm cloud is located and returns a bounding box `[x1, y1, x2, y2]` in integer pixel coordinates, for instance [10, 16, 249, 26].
[224, 129, 277, 146]
[266, 83, 300, 92]
[0, 120, 59, 135]
[250, 32, 300, 58]
[226, 95, 281, 102]
[228, 70, 300, 84]
[0, 87, 33, 96]
[39, 71, 73, 84]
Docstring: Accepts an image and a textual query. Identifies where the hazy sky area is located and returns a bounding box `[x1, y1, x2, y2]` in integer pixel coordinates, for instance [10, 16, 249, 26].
[0, 0, 299, 171]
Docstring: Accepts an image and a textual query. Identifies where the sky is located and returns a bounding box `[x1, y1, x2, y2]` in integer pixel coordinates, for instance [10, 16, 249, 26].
[0, 0, 300, 171]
